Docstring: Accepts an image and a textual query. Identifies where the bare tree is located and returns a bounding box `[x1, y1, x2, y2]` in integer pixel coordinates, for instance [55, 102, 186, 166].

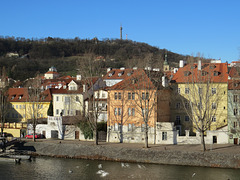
[172, 57, 228, 151]
[25, 74, 44, 142]
[0, 67, 10, 136]
[77, 54, 106, 145]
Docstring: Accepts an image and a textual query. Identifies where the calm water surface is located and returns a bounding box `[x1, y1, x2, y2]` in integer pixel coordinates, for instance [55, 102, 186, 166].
[0, 157, 239, 180]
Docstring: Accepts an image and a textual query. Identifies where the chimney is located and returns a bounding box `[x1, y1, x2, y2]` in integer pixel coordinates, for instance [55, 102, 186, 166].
[76, 75, 81, 81]
[198, 60, 202, 71]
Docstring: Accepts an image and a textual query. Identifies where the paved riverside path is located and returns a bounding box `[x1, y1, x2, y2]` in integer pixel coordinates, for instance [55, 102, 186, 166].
[21, 139, 240, 169]
[24, 138, 240, 154]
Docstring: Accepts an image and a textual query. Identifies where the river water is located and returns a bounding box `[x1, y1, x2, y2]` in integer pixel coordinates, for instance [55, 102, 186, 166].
[0, 157, 239, 180]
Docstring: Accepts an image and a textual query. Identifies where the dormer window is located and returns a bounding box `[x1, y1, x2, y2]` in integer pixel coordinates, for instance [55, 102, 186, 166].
[18, 95, 23, 100]
[214, 71, 220, 76]
[201, 71, 208, 76]
[109, 73, 113, 77]
[11, 95, 16, 100]
[118, 72, 122, 77]
[184, 71, 191, 76]
[210, 65, 216, 69]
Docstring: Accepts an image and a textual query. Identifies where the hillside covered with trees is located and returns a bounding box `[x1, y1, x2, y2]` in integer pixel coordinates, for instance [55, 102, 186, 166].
[0, 36, 191, 81]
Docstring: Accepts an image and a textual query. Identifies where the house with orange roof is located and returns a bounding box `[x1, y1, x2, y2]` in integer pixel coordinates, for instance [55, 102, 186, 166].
[171, 61, 229, 144]
[107, 68, 173, 145]
[7, 88, 52, 124]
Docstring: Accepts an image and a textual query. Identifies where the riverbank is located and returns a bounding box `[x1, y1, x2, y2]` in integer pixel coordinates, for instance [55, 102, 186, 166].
[21, 139, 240, 169]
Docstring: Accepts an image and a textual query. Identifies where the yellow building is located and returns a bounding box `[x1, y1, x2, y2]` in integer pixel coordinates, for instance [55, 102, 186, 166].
[171, 62, 228, 135]
[7, 88, 51, 123]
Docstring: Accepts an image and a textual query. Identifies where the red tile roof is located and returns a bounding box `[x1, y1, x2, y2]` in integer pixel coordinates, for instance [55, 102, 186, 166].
[103, 69, 135, 80]
[108, 69, 156, 90]
[171, 63, 228, 83]
[229, 66, 240, 79]
[228, 80, 240, 90]
[8, 88, 52, 102]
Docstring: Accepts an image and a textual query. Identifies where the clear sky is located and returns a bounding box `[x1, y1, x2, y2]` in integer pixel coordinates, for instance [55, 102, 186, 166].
[1, 0, 239, 62]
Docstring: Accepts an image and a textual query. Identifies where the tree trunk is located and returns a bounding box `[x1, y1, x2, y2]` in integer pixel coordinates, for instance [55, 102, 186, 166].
[33, 124, 36, 142]
[144, 122, 149, 148]
[95, 128, 98, 145]
[200, 131, 206, 151]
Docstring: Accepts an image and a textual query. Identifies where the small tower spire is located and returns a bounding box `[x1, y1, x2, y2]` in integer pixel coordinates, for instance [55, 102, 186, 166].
[163, 53, 169, 72]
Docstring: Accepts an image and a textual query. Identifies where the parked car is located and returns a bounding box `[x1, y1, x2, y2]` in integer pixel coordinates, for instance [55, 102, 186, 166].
[25, 134, 41, 139]
[0, 132, 13, 138]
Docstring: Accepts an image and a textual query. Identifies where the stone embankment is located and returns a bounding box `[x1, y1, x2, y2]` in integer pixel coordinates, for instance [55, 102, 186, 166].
[24, 140, 240, 169]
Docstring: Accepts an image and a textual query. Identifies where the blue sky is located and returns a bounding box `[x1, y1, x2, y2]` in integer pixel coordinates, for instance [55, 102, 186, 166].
[1, 0, 240, 62]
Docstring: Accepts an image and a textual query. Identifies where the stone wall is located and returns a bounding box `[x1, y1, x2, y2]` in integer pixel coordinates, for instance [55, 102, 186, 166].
[25, 141, 240, 169]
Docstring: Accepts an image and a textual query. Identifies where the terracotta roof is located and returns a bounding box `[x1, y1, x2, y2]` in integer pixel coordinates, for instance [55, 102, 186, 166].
[229, 66, 240, 79]
[8, 88, 52, 102]
[103, 69, 135, 80]
[228, 80, 240, 90]
[108, 69, 157, 90]
[45, 71, 59, 75]
[171, 63, 228, 83]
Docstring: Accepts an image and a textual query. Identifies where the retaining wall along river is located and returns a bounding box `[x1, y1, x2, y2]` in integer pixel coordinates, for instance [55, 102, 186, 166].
[24, 141, 240, 169]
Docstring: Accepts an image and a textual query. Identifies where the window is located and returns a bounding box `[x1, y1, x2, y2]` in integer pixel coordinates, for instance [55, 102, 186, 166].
[212, 88, 216, 95]
[176, 102, 181, 109]
[212, 103, 217, 110]
[118, 92, 121, 100]
[176, 116, 181, 124]
[128, 108, 131, 116]
[234, 108, 238, 116]
[118, 108, 122, 115]
[185, 88, 190, 94]
[128, 124, 132, 131]
[177, 88, 181, 94]
[132, 108, 135, 116]
[114, 123, 119, 131]
[128, 93, 131, 100]
[16, 105, 18, 109]
[198, 88, 203, 95]
[76, 96, 80, 102]
[114, 108, 117, 115]
[132, 93, 135, 100]
[56, 109, 59, 115]
[162, 132, 167, 140]
[234, 122, 237, 128]
[212, 116, 216, 122]
[142, 92, 145, 100]
[65, 96, 70, 104]
[233, 95, 238, 103]
[185, 102, 189, 109]
[114, 93, 117, 100]
[19, 105, 22, 109]
[146, 92, 149, 100]
[128, 108, 135, 116]
[56, 96, 59, 101]
[185, 116, 189, 121]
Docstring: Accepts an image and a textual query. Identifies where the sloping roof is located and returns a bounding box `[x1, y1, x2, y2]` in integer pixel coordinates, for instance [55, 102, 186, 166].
[228, 80, 240, 90]
[108, 69, 157, 90]
[103, 69, 135, 80]
[8, 88, 52, 102]
[171, 63, 228, 83]
[229, 66, 240, 79]
[45, 71, 59, 75]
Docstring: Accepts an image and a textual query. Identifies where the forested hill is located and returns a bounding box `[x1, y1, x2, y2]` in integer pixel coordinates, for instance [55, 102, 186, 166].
[0, 36, 189, 81]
